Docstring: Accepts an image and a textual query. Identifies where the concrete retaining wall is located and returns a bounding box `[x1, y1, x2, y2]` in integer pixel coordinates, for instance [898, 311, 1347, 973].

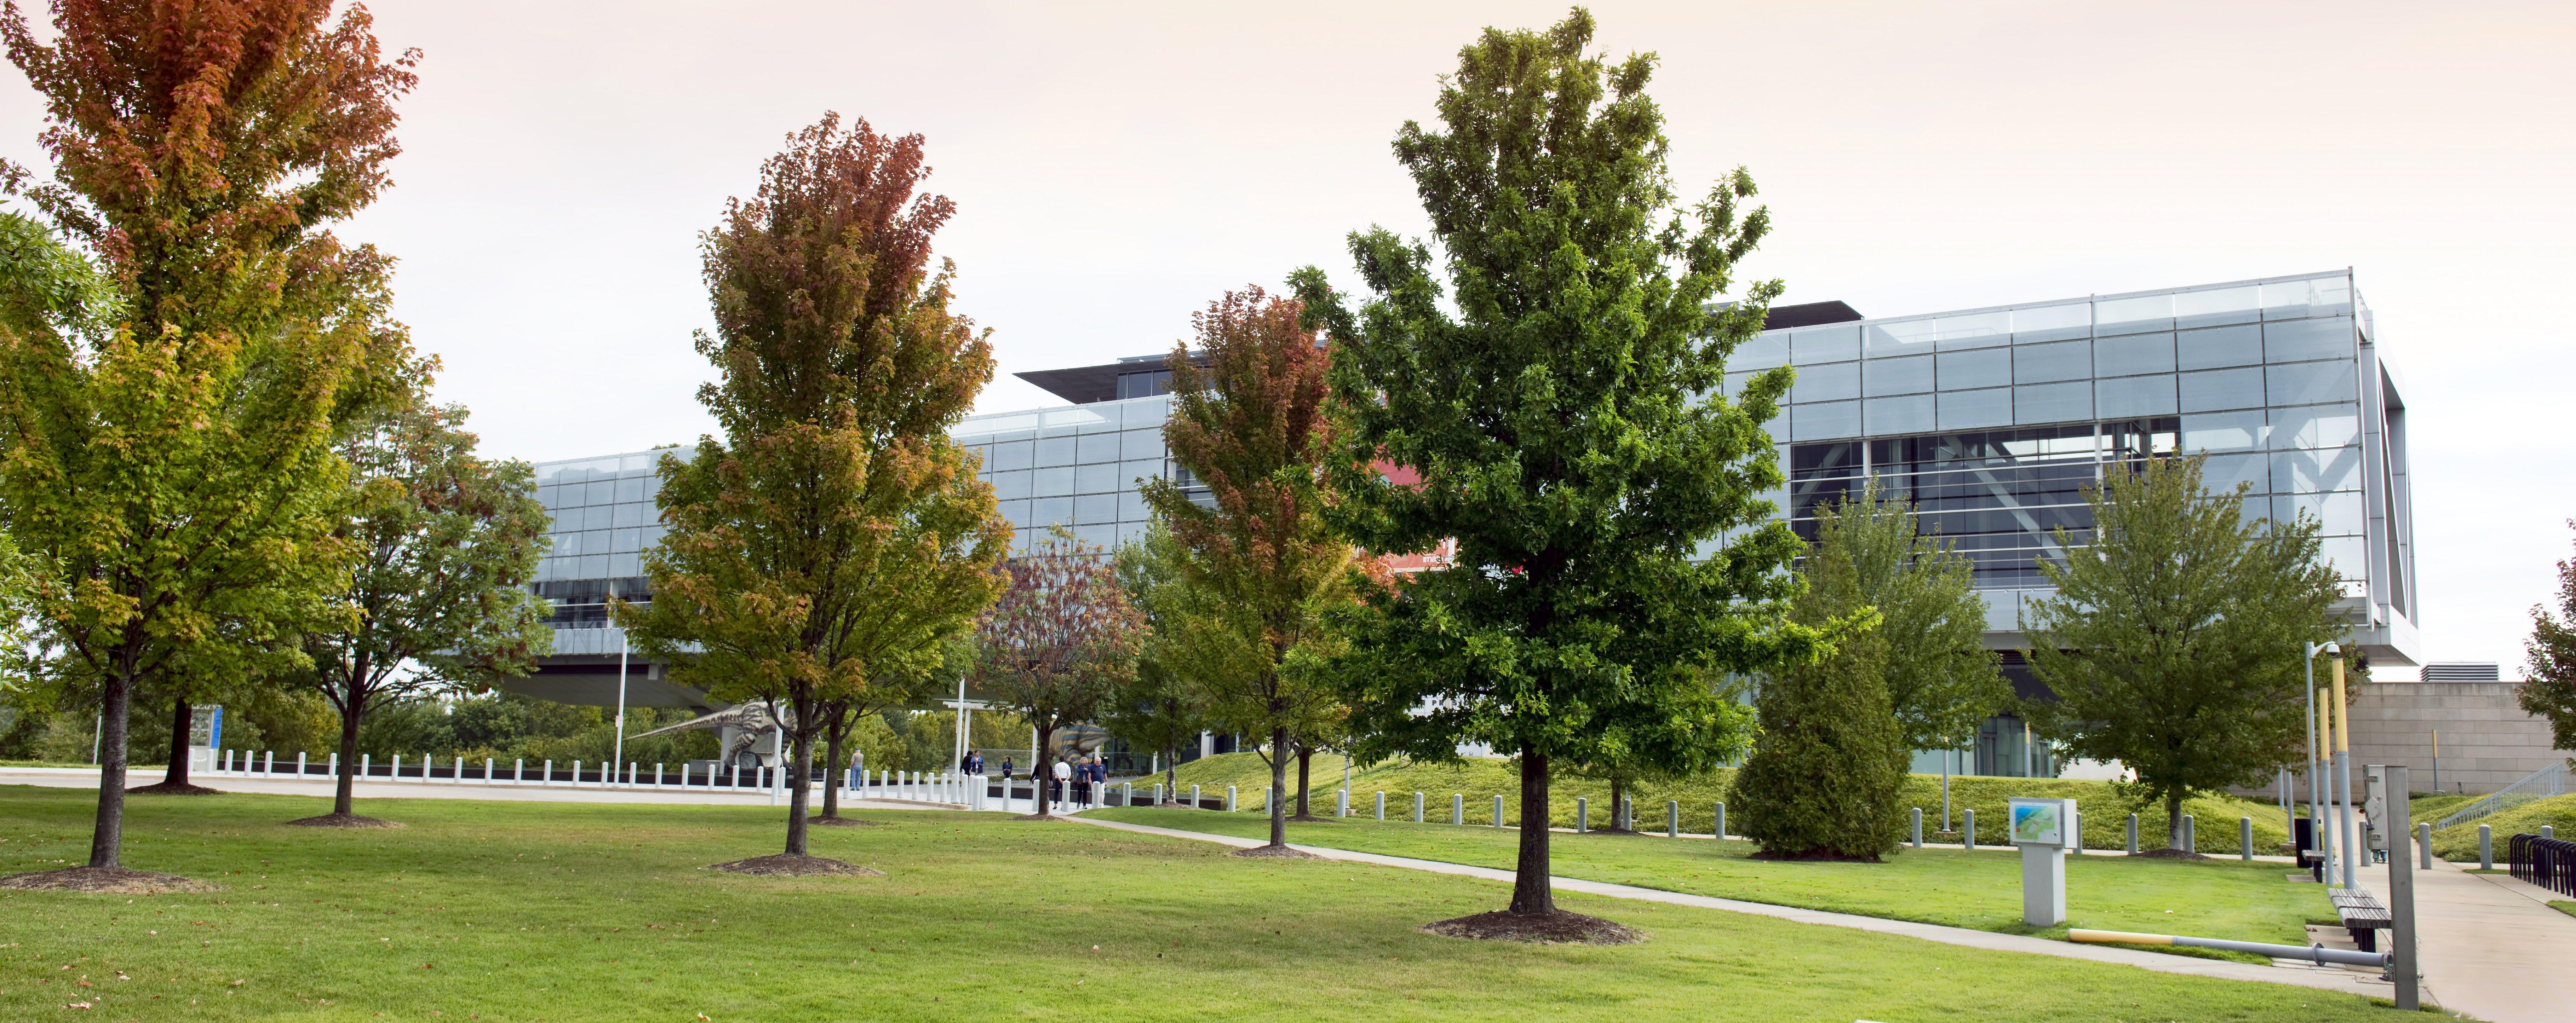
[2331, 681, 2562, 796]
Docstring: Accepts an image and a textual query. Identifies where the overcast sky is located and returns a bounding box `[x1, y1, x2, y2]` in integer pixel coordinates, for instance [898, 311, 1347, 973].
[2, 1, 2569, 675]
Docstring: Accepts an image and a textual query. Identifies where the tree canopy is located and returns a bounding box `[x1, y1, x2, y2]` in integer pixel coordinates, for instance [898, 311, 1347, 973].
[971, 529, 1145, 819]
[1807, 482, 2008, 753]
[2521, 521, 2576, 765]
[621, 113, 1008, 862]
[2022, 455, 2344, 848]
[1291, 8, 1815, 926]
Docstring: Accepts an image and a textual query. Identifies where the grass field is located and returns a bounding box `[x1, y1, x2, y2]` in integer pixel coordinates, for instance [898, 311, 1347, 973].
[2427, 793, 2576, 862]
[1088, 806, 2335, 953]
[1152, 752, 2312, 853]
[0, 784, 2425, 1022]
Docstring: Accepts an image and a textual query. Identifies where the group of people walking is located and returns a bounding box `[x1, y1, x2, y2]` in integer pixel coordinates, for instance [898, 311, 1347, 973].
[956, 751, 1112, 810]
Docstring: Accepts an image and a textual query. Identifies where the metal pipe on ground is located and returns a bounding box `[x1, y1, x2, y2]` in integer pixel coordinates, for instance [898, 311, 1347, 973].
[2068, 930, 2390, 968]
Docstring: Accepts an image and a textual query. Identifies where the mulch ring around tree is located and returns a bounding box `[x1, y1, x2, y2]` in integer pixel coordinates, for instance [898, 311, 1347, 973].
[806, 815, 884, 827]
[1229, 844, 1322, 860]
[1422, 909, 1644, 945]
[702, 854, 883, 877]
[283, 814, 405, 828]
[0, 867, 219, 895]
[2131, 848, 2213, 860]
[126, 781, 224, 796]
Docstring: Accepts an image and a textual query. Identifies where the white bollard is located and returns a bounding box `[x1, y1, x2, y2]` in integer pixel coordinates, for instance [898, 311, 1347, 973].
[1413, 792, 1424, 823]
[1336, 789, 1348, 818]
[265, 750, 274, 775]
[1912, 807, 1924, 847]
[391, 753, 400, 780]
[1228, 785, 1238, 811]
[297, 751, 307, 778]
[1192, 784, 1202, 808]
[1668, 800, 1680, 838]
[485, 757, 495, 784]
[1452, 793, 1464, 826]
[2479, 824, 2492, 869]
[544, 759, 553, 785]
[2240, 817, 2254, 861]
[1715, 802, 1726, 840]
[1123, 782, 1134, 807]
[1377, 791, 1387, 821]
[2127, 813, 2138, 854]
[1577, 797, 1589, 833]
[515, 758, 524, 784]
[574, 759, 584, 786]
[2418, 822, 2433, 870]
[2183, 814, 2196, 854]
[1493, 794, 1505, 828]
[1964, 809, 1977, 851]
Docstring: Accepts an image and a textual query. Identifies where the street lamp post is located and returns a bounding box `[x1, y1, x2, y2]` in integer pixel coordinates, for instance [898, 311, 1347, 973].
[610, 581, 629, 787]
[2329, 647, 2356, 888]
[2304, 641, 2337, 883]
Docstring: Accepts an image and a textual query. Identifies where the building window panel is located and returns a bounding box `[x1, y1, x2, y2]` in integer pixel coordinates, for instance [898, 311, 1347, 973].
[2180, 410, 2266, 452]
[2269, 445, 2363, 494]
[1117, 491, 1149, 522]
[1029, 497, 1074, 527]
[612, 502, 649, 528]
[583, 481, 616, 505]
[2264, 317, 2354, 363]
[2013, 340, 2089, 383]
[986, 440, 1035, 472]
[1075, 432, 1121, 464]
[2319, 535, 2369, 581]
[1735, 331, 1790, 370]
[1936, 387, 2012, 430]
[2011, 302, 2092, 344]
[1032, 466, 1074, 497]
[1119, 429, 1164, 462]
[553, 531, 585, 557]
[2261, 274, 2352, 320]
[1865, 320, 1938, 359]
[1791, 400, 1860, 441]
[1074, 493, 1119, 525]
[2173, 285, 2260, 329]
[1791, 323, 1860, 364]
[2200, 452, 2269, 493]
[1073, 524, 1117, 549]
[642, 525, 667, 549]
[2094, 375, 2177, 418]
[1074, 462, 1118, 495]
[613, 528, 641, 553]
[537, 485, 563, 509]
[614, 477, 646, 503]
[1933, 310, 2011, 351]
[2094, 332, 2175, 377]
[1036, 435, 1076, 466]
[2176, 323, 2262, 371]
[1789, 361, 1858, 404]
[2268, 403, 2361, 450]
[2266, 360, 2359, 407]
[2013, 382, 2091, 424]
[1937, 348, 2010, 390]
[2179, 367, 2266, 412]
[1863, 393, 1934, 435]
[2273, 491, 2365, 535]
[989, 469, 1032, 500]
[995, 499, 1032, 528]
[2094, 293, 2174, 335]
[581, 505, 614, 530]
[609, 553, 640, 578]
[1117, 458, 1161, 489]
[1863, 354, 1933, 397]
[578, 554, 610, 579]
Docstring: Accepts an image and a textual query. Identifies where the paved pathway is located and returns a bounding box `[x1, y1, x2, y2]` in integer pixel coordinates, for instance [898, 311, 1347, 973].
[2352, 853, 2576, 1023]
[1064, 815, 2405, 1002]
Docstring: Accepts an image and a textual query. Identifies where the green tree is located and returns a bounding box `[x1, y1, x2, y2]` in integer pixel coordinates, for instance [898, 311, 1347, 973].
[2521, 522, 2576, 767]
[619, 114, 1008, 866]
[1290, 9, 1814, 927]
[0, 0, 417, 877]
[1732, 551, 1908, 859]
[291, 401, 551, 825]
[1139, 287, 1363, 851]
[1108, 528, 1216, 802]
[2022, 456, 2343, 850]
[971, 529, 1145, 819]
[1810, 482, 2008, 753]
[812, 635, 971, 823]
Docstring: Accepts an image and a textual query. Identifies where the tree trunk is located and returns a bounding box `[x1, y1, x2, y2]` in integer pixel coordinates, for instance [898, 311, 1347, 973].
[1163, 743, 1177, 803]
[784, 720, 815, 856]
[1266, 726, 1289, 848]
[161, 697, 192, 788]
[1509, 740, 1555, 915]
[333, 695, 363, 817]
[1293, 746, 1312, 819]
[818, 705, 847, 820]
[2167, 791, 2186, 852]
[1031, 723, 1054, 819]
[87, 670, 134, 868]
[1608, 775, 1624, 831]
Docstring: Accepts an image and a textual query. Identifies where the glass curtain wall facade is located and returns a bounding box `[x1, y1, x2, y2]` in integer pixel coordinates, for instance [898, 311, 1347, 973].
[510, 270, 2417, 777]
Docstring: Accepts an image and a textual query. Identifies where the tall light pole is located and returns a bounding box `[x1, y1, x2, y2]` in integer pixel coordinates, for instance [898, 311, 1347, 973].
[611, 580, 629, 786]
[2329, 645, 2356, 888]
[2304, 641, 2337, 882]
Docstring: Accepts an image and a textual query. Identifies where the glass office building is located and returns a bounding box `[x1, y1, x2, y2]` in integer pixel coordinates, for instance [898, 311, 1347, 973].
[514, 269, 2420, 774]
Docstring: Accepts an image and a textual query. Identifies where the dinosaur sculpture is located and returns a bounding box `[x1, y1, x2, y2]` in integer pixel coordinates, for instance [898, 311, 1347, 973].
[629, 700, 795, 768]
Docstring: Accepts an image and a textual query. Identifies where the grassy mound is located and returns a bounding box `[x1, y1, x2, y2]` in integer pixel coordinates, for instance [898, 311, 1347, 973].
[2430, 792, 2576, 862]
[1155, 752, 2306, 853]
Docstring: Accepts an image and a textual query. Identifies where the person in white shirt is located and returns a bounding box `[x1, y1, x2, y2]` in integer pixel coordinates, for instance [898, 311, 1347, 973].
[1051, 758, 1072, 811]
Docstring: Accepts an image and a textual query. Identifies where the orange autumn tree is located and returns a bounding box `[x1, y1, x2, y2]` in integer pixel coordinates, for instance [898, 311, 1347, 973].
[1141, 287, 1373, 854]
[0, 0, 418, 884]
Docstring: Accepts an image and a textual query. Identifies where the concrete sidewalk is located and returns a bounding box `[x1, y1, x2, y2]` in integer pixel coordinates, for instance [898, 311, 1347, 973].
[1065, 814, 2405, 1002]
[2353, 854, 2576, 1023]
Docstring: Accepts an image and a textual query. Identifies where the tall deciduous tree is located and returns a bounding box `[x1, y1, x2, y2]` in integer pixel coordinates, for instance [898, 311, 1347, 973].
[292, 402, 551, 826]
[2520, 522, 2576, 766]
[1140, 287, 1364, 852]
[620, 114, 1007, 868]
[1290, 9, 1814, 932]
[1810, 482, 2008, 754]
[972, 529, 1144, 819]
[0, 1, 417, 880]
[2023, 456, 2343, 850]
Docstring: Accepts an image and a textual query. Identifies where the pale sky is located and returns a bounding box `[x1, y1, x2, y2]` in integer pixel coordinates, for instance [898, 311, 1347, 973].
[2, 1, 2570, 675]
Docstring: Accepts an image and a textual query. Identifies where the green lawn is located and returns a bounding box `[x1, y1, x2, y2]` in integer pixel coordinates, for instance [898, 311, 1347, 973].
[1088, 806, 2336, 954]
[0, 785, 2419, 1022]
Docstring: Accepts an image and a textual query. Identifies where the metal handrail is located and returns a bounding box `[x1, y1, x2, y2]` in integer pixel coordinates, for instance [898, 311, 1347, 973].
[2433, 763, 2569, 830]
[2509, 834, 2576, 898]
